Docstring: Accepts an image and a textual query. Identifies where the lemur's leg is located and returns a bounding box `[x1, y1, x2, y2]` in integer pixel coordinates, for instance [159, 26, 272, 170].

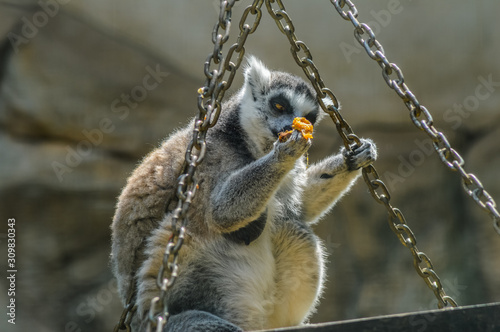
[163, 310, 243, 332]
[209, 130, 311, 232]
[302, 138, 377, 222]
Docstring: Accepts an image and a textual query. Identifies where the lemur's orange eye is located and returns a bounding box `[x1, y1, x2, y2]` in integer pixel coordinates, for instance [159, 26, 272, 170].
[274, 103, 285, 111]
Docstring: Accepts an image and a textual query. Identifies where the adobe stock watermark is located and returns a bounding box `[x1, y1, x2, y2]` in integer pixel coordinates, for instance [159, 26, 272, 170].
[408, 278, 467, 332]
[443, 74, 500, 130]
[324, 234, 342, 255]
[339, 0, 404, 63]
[51, 64, 169, 182]
[211, 0, 244, 14]
[7, 0, 73, 54]
[381, 74, 500, 192]
[65, 278, 120, 332]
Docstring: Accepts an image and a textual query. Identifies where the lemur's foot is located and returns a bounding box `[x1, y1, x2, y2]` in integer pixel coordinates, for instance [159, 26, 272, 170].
[344, 138, 377, 171]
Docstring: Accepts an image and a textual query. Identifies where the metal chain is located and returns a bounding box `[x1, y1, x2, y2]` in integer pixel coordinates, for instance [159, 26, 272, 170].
[265, 0, 457, 309]
[113, 283, 137, 332]
[143, 1, 264, 331]
[265, 0, 358, 152]
[362, 165, 458, 308]
[331, 0, 500, 235]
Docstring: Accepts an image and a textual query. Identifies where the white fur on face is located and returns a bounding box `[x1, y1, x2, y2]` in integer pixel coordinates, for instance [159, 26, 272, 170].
[239, 56, 322, 157]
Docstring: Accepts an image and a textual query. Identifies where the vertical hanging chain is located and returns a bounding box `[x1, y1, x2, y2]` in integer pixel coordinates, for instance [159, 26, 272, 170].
[142, 1, 264, 332]
[330, 0, 500, 235]
[265, 0, 457, 309]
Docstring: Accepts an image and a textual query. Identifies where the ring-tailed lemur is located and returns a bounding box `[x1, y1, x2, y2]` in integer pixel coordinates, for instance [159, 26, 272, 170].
[111, 56, 377, 331]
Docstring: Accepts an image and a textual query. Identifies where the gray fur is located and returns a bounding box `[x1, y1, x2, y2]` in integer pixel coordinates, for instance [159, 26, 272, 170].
[110, 56, 377, 331]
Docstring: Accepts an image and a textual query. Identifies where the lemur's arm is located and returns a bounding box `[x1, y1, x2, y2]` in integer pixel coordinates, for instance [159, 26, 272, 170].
[302, 139, 377, 222]
[209, 131, 311, 232]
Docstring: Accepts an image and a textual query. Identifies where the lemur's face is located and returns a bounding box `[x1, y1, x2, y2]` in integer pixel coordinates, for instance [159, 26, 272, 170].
[239, 57, 324, 153]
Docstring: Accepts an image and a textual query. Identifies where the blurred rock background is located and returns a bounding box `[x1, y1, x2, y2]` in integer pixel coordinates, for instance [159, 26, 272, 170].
[0, 1, 499, 331]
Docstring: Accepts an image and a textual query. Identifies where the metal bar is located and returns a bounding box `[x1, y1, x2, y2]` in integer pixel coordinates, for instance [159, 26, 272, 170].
[257, 302, 500, 332]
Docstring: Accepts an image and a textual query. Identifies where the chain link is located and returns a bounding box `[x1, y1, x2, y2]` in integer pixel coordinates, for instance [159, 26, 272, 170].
[330, 0, 500, 235]
[362, 165, 456, 308]
[142, 1, 264, 331]
[113, 282, 137, 332]
[328, 0, 460, 309]
[266, 0, 458, 309]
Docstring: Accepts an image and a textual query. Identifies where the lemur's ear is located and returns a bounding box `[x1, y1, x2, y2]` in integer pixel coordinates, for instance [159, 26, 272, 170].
[243, 56, 271, 99]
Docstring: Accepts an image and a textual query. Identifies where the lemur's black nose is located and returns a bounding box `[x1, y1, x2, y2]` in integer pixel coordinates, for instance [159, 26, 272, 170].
[281, 124, 293, 132]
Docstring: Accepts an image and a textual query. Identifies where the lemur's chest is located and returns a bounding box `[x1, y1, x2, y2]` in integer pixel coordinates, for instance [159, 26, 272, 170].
[197, 165, 323, 329]
[223, 206, 324, 330]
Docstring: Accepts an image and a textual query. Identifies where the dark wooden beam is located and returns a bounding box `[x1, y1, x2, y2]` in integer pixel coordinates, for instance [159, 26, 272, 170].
[258, 302, 500, 332]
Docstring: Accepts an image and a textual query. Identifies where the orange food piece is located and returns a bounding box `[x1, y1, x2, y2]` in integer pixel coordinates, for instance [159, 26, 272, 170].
[278, 117, 314, 142]
[292, 117, 313, 139]
[278, 118, 313, 142]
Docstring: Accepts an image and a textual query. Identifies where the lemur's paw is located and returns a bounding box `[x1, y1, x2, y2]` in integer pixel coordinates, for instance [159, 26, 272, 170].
[275, 130, 312, 161]
[344, 138, 377, 171]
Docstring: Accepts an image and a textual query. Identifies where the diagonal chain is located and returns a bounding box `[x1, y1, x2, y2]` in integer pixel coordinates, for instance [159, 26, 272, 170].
[330, 0, 500, 236]
[265, 0, 457, 309]
[265, 0, 357, 152]
[361, 165, 458, 308]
